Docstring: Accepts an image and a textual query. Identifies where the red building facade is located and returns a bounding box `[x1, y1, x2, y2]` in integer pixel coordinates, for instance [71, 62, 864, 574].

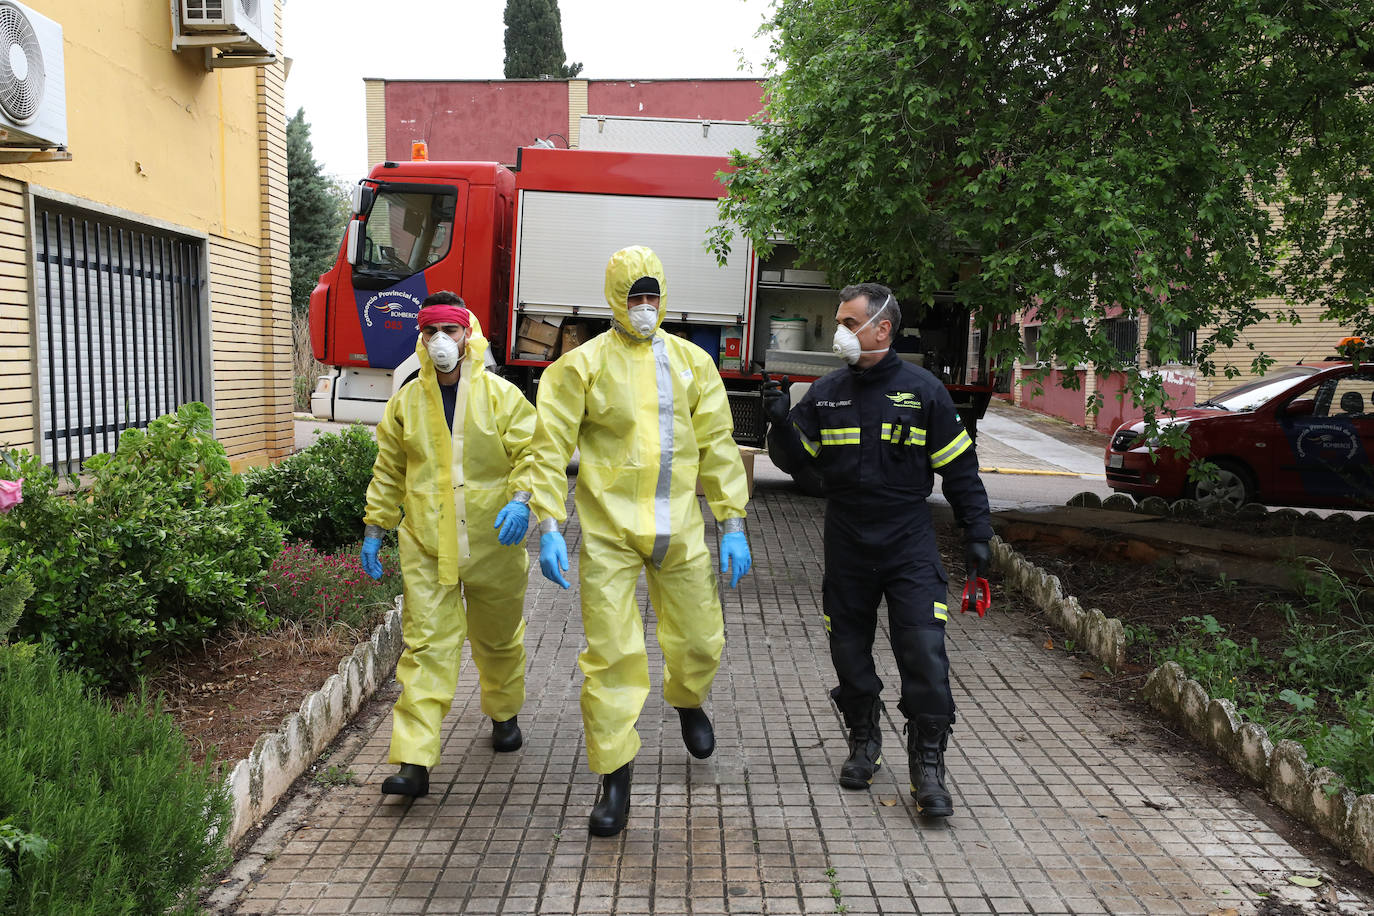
[367, 77, 765, 166]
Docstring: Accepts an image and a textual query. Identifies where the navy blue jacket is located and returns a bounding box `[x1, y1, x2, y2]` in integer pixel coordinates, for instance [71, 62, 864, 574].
[770, 350, 992, 544]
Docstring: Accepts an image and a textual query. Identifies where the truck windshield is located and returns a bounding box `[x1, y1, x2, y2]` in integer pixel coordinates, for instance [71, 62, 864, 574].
[356, 188, 456, 283]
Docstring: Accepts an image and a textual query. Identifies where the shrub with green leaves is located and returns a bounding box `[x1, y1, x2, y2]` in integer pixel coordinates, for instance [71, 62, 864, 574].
[0, 403, 282, 688]
[244, 423, 378, 551]
[0, 644, 229, 915]
[0, 547, 32, 642]
[257, 540, 403, 634]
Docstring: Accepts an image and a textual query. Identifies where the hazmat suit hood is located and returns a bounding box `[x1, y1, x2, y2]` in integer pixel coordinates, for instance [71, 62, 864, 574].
[415, 314, 490, 378]
[605, 246, 667, 340]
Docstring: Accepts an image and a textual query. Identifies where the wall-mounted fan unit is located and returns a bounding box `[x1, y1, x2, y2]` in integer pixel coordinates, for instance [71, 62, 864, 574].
[0, 0, 65, 149]
[180, 0, 276, 57]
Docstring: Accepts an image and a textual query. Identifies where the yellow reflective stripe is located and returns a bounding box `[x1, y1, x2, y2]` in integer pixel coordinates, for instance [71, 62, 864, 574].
[930, 428, 972, 468]
[933, 601, 948, 622]
[820, 427, 861, 446]
[881, 422, 895, 442]
[907, 427, 927, 446]
[822, 614, 832, 634]
[797, 426, 821, 457]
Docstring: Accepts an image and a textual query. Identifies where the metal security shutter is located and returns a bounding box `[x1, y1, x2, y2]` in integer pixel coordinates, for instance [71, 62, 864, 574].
[513, 190, 750, 324]
[33, 202, 207, 472]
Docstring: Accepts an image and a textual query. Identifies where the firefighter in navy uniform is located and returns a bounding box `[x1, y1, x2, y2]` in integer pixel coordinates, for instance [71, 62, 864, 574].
[765, 282, 991, 817]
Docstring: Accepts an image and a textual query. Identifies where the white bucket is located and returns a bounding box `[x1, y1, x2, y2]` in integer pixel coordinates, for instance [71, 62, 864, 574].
[768, 316, 807, 351]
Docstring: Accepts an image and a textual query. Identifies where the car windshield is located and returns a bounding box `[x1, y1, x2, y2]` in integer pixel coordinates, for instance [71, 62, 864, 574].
[1205, 366, 1320, 412]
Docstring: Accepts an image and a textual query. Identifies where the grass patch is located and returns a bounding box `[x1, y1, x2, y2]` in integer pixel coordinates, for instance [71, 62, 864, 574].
[1145, 560, 1374, 795]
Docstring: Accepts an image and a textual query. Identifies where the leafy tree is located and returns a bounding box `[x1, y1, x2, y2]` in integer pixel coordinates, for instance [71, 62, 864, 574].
[287, 108, 346, 315]
[715, 0, 1374, 418]
[504, 0, 583, 79]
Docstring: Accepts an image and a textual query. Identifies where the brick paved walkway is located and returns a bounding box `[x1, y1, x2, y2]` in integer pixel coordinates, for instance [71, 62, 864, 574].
[218, 486, 1372, 916]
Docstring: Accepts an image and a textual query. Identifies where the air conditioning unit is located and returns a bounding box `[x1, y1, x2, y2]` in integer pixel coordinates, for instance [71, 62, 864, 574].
[180, 0, 276, 57]
[0, 0, 66, 149]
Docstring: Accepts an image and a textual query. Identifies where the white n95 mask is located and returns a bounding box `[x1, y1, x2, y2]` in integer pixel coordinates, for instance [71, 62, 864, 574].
[628, 304, 658, 336]
[832, 298, 891, 365]
[426, 331, 461, 372]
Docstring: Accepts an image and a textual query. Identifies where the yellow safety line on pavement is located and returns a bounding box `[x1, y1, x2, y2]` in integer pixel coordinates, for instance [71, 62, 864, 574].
[979, 466, 1107, 479]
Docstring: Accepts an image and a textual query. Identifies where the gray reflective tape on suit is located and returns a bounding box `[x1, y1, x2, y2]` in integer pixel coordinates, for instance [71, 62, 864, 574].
[651, 335, 675, 567]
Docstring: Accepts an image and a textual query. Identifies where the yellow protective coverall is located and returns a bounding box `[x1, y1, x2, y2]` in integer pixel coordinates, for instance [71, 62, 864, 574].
[364, 318, 536, 768]
[523, 246, 750, 775]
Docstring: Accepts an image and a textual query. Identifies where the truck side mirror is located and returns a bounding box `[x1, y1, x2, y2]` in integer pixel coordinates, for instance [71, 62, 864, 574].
[351, 184, 375, 216]
[346, 219, 364, 266]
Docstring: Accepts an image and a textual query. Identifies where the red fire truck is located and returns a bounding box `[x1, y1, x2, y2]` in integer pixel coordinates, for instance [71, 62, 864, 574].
[308, 145, 994, 445]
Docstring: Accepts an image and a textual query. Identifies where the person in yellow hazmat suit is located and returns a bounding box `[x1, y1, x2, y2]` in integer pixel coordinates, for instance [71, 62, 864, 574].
[523, 246, 753, 837]
[359, 291, 537, 799]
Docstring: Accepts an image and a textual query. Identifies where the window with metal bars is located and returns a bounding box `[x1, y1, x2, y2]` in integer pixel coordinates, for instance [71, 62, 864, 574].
[1149, 326, 1197, 365]
[1101, 315, 1140, 367]
[33, 202, 208, 473]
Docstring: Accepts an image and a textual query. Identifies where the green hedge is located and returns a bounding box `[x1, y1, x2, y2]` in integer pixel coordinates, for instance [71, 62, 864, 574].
[0, 403, 282, 689]
[244, 423, 378, 552]
[0, 645, 229, 915]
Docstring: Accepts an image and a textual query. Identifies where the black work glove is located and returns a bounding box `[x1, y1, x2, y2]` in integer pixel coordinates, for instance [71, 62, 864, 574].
[965, 540, 990, 581]
[762, 374, 791, 426]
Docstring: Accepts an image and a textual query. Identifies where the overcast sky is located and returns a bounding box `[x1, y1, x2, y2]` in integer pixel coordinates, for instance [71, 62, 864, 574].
[282, 0, 777, 181]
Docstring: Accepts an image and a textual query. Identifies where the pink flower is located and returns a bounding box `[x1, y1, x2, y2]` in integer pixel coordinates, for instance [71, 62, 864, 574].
[0, 479, 22, 513]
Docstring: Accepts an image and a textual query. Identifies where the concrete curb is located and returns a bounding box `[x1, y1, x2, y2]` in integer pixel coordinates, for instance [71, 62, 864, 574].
[221, 598, 405, 847]
[1143, 662, 1374, 874]
[992, 533, 1374, 875]
[989, 535, 1127, 670]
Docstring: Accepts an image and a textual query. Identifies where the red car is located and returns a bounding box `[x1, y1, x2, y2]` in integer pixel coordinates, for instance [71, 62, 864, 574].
[1104, 360, 1374, 509]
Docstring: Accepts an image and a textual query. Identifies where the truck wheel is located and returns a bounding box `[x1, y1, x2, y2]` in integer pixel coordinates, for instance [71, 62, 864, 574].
[1187, 459, 1256, 509]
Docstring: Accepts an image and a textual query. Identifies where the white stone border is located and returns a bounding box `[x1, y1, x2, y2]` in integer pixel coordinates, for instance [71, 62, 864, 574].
[221, 598, 405, 847]
[992, 534, 1374, 874]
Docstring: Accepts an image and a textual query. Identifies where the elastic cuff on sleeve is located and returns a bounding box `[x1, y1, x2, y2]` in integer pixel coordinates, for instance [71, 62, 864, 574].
[539, 518, 559, 535]
[513, 491, 532, 504]
[363, 524, 386, 540]
[721, 517, 745, 535]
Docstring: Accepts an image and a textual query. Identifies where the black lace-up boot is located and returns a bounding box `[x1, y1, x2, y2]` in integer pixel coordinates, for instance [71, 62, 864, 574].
[838, 696, 884, 789]
[907, 716, 953, 817]
[589, 763, 632, 837]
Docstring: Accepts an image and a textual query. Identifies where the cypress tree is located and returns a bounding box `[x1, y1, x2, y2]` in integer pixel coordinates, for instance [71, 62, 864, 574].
[286, 109, 344, 315]
[504, 0, 582, 79]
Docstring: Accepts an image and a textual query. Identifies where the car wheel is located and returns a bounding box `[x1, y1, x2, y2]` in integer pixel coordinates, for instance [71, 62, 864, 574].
[1187, 459, 1256, 508]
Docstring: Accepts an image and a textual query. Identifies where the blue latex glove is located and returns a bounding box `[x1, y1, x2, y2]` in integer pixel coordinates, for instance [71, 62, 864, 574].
[539, 530, 571, 589]
[359, 535, 383, 581]
[494, 499, 530, 545]
[720, 531, 751, 588]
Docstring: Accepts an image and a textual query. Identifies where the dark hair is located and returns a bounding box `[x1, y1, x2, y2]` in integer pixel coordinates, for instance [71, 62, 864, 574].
[838, 282, 901, 334]
[422, 290, 465, 308]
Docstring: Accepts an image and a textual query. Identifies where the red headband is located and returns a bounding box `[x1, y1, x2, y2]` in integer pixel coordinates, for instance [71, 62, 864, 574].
[416, 304, 471, 329]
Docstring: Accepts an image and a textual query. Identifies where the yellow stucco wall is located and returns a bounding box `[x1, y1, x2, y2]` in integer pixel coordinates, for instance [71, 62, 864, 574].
[6, 1, 265, 245]
[0, 0, 292, 466]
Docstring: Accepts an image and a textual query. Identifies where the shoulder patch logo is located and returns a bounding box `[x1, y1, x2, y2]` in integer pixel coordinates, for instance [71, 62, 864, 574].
[886, 392, 921, 409]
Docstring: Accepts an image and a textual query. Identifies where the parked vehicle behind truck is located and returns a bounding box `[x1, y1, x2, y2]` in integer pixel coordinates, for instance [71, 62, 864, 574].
[309, 145, 994, 448]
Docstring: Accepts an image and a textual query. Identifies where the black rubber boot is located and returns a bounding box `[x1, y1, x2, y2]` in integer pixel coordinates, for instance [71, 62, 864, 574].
[907, 717, 953, 817]
[380, 763, 429, 797]
[589, 763, 632, 837]
[491, 716, 522, 752]
[675, 706, 715, 759]
[838, 697, 884, 790]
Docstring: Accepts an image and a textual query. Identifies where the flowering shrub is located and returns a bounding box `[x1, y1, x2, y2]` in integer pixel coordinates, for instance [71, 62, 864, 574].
[0, 405, 281, 689]
[0, 479, 20, 513]
[256, 541, 402, 634]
